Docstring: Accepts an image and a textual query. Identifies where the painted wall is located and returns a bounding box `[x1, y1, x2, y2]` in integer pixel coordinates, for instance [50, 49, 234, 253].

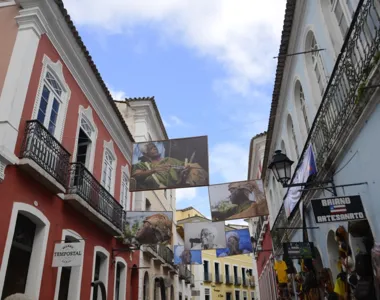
[0, 166, 139, 300]
[16, 34, 132, 203]
[0, 5, 18, 94]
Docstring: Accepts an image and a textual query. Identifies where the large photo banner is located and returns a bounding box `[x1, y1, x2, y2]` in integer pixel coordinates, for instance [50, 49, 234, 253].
[130, 136, 209, 191]
[124, 211, 173, 245]
[174, 245, 202, 265]
[184, 221, 226, 250]
[216, 228, 253, 257]
[209, 179, 268, 221]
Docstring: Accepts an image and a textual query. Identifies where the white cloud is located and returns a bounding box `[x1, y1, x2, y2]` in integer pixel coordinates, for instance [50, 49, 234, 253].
[176, 187, 197, 202]
[226, 219, 249, 226]
[64, 0, 286, 96]
[107, 84, 127, 100]
[169, 115, 185, 126]
[162, 119, 171, 128]
[209, 142, 249, 183]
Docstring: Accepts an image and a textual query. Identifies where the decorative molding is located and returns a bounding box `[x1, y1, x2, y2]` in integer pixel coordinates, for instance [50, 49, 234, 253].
[101, 140, 117, 196]
[0, 146, 19, 182]
[17, 1, 133, 162]
[90, 246, 110, 300]
[0, 0, 16, 7]
[14, 7, 47, 37]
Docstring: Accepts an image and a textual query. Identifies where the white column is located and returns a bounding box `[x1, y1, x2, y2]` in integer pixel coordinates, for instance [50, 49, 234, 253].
[0, 7, 46, 181]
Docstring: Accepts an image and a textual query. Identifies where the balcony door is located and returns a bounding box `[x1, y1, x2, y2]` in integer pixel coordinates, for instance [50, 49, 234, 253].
[225, 264, 230, 282]
[214, 262, 220, 282]
[203, 260, 209, 280]
[233, 266, 238, 283]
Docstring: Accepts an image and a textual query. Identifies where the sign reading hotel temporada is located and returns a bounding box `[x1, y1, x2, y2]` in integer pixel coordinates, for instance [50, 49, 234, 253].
[311, 195, 366, 224]
[52, 242, 84, 267]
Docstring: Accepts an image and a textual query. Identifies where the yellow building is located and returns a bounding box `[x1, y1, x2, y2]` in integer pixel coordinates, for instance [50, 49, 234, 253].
[176, 207, 257, 300]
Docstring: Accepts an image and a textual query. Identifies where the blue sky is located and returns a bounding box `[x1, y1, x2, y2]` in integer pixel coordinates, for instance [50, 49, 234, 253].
[65, 0, 286, 223]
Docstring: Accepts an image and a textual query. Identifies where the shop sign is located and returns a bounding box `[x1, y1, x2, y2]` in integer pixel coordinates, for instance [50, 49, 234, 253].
[311, 195, 366, 224]
[52, 242, 84, 267]
[283, 242, 314, 259]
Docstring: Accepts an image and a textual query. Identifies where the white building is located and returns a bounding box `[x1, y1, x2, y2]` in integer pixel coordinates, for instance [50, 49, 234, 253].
[262, 0, 380, 298]
[116, 98, 178, 300]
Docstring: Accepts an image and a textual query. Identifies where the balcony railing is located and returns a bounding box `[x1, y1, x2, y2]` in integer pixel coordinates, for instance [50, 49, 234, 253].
[158, 245, 174, 265]
[20, 120, 70, 187]
[66, 163, 123, 230]
[179, 265, 192, 282]
[215, 274, 224, 284]
[225, 275, 233, 285]
[271, 0, 380, 253]
[234, 276, 241, 285]
[204, 272, 212, 282]
[242, 277, 248, 287]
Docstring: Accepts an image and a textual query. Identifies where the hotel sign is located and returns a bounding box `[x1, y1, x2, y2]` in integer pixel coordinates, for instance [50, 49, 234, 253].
[311, 195, 366, 224]
[52, 242, 84, 267]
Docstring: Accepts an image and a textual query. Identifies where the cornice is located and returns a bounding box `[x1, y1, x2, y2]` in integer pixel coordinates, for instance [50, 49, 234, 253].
[14, 7, 47, 37]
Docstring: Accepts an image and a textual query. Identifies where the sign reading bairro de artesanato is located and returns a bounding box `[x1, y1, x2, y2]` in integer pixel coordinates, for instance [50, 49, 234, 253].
[311, 195, 366, 224]
[52, 242, 84, 267]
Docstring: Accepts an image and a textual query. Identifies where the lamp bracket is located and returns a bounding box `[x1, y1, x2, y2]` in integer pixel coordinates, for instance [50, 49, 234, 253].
[282, 179, 333, 188]
[112, 245, 140, 262]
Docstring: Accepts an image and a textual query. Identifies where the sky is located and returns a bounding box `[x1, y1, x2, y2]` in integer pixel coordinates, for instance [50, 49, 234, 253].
[64, 0, 287, 225]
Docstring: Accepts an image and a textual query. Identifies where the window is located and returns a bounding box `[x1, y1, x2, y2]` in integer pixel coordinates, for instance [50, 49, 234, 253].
[287, 115, 299, 160]
[242, 267, 246, 285]
[101, 140, 117, 195]
[243, 291, 248, 300]
[0, 203, 50, 300]
[235, 290, 240, 300]
[331, 0, 349, 37]
[145, 199, 151, 211]
[120, 166, 131, 211]
[251, 291, 255, 300]
[54, 230, 84, 300]
[114, 258, 127, 300]
[226, 292, 232, 300]
[297, 82, 310, 134]
[143, 272, 150, 300]
[203, 260, 210, 281]
[32, 55, 70, 140]
[225, 264, 230, 283]
[91, 246, 109, 300]
[215, 262, 220, 282]
[233, 266, 238, 283]
[205, 288, 210, 300]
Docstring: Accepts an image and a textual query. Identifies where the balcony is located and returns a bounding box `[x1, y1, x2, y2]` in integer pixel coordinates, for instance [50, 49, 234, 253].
[179, 265, 192, 283]
[225, 275, 233, 285]
[214, 274, 224, 284]
[203, 272, 212, 282]
[19, 120, 70, 193]
[249, 279, 256, 288]
[234, 276, 241, 286]
[242, 277, 248, 287]
[271, 0, 380, 253]
[64, 163, 123, 235]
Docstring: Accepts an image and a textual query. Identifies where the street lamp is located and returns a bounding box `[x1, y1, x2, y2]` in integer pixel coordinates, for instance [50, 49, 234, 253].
[268, 150, 294, 187]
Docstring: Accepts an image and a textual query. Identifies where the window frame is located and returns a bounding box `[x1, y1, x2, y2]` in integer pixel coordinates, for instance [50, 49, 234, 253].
[32, 54, 71, 141]
[101, 140, 117, 196]
[120, 165, 131, 211]
[330, 0, 351, 37]
[90, 246, 110, 300]
[113, 257, 127, 300]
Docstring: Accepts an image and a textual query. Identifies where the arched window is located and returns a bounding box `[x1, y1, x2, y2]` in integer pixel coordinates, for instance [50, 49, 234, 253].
[90, 246, 109, 300]
[305, 31, 328, 96]
[143, 272, 150, 300]
[120, 165, 131, 211]
[286, 115, 299, 160]
[280, 140, 286, 155]
[114, 257, 127, 300]
[294, 81, 310, 137]
[101, 140, 117, 195]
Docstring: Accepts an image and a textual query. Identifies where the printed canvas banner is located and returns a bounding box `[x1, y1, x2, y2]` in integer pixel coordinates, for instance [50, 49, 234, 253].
[184, 221, 226, 250]
[52, 242, 84, 267]
[130, 136, 209, 191]
[216, 228, 253, 257]
[174, 245, 202, 265]
[283, 242, 314, 259]
[209, 179, 268, 221]
[284, 144, 317, 218]
[124, 211, 173, 245]
[311, 195, 366, 223]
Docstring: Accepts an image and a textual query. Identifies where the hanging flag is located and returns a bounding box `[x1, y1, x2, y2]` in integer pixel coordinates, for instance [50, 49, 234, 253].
[284, 144, 317, 218]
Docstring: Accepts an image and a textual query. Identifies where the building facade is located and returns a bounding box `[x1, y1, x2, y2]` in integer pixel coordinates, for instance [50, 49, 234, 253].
[262, 0, 380, 298]
[176, 208, 257, 300]
[0, 0, 140, 299]
[116, 98, 178, 300]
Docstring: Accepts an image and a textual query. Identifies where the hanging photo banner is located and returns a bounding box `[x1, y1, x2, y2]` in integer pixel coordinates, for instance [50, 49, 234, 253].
[124, 211, 173, 245]
[284, 144, 317, 218]
[130, 136, 209, 191]
[209, 179, 268, 221]
[216, 228, 253, 257]
[174, 245, 202, 265]
[52, 242, 84, 267]
[283, 242, 314, 259]
[184, 221, 226, 250]
[311, 195, 366, 223]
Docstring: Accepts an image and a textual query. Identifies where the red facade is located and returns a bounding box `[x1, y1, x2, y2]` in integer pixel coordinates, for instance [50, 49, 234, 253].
[257, 226, 273, 277]
[0, 11, 139, 300]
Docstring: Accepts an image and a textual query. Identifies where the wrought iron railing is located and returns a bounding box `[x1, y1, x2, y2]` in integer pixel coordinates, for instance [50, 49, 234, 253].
[204, 272, 212, 282]
[242, 276, 248, 287]
[225, 275, 233, 284]
[158, 245, 174, 265]
[215, 274, 224, 283]
[271, 0, 380, 253]
[234, 276, 241, 285]
[67, 163, 123, 230]
[20, 120, 70, 187]
[179, 265, 192, 282]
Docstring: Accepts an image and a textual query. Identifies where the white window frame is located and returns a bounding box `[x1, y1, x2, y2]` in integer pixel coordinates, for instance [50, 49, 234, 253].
[53, 229, 85, 300]
[234, 289, 241, 300]
[0, 202, 50, 299]
[120, 165, 131, 211]
[308, 33, 328, 95]
[224, 263, 231, 283]
[330, 0, 351, 37]
[90, 246, 110, 300]
[101, 140, 117, 196]
[113, 257, 127, 300]
[72, 105, 98, 172]
[32, 54, 71, 141]
[250, 291, 255, 300]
